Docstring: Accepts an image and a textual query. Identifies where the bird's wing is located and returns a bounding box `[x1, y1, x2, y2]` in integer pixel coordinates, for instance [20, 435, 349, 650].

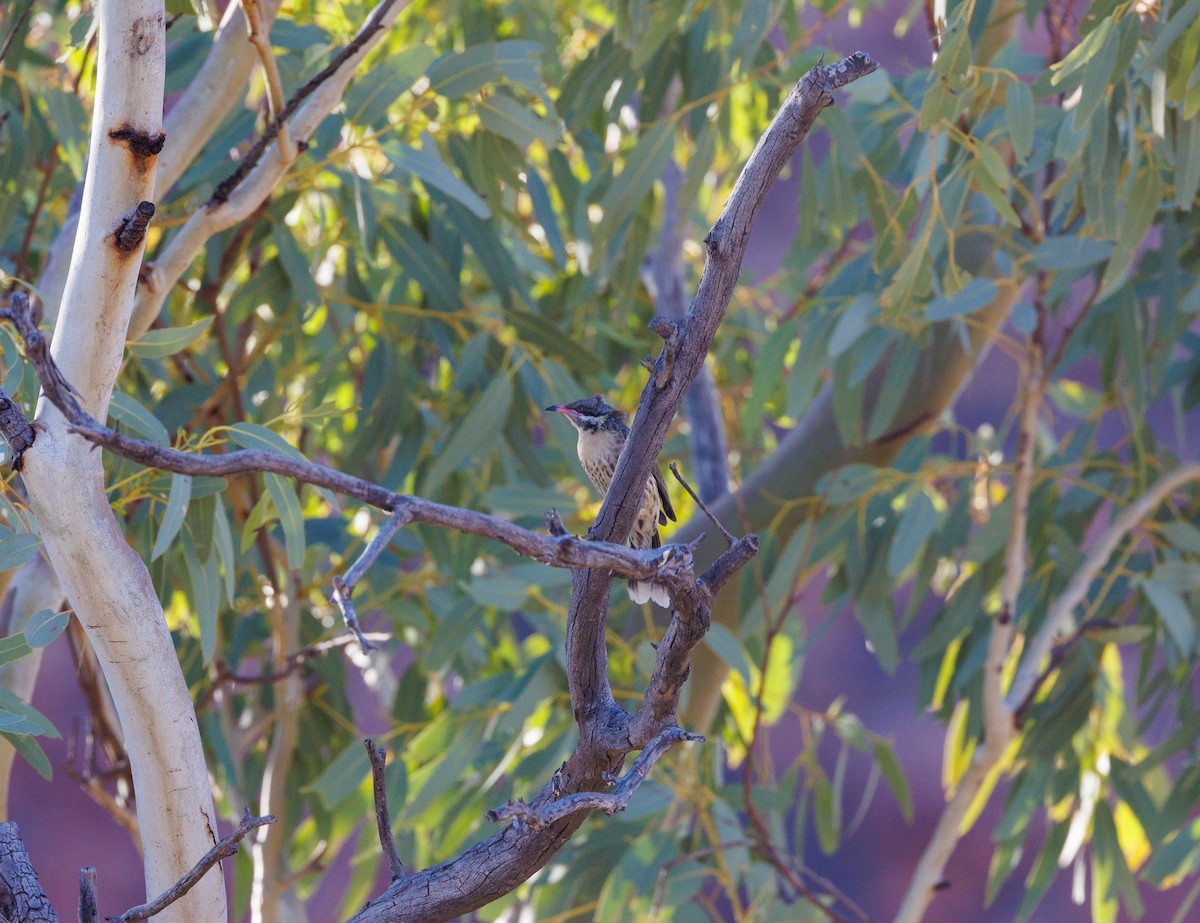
[653, 466, 676, 524]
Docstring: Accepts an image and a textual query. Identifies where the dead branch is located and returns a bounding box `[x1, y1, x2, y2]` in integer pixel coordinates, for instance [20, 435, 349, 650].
[106, 809, 276, 923]
[487, 727, 701, 828]
[0, 822, 58, 923]
[365, 740, 406, 880]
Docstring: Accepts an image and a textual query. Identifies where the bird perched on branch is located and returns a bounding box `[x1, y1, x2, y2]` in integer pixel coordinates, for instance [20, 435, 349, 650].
[546, 395, 677, 607]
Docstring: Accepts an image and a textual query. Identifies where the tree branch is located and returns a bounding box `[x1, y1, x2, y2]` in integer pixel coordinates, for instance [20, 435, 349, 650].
[1005, 461, 1200, 711]
[330, 509, 413, 650]
[131, 0, 405, 335]
[107, 809, 276, 923]
[487, 727, 701, 828]
[0, 822, 58, 923]
[894, 340, 1043, 923]
[365, 740, 406, 881]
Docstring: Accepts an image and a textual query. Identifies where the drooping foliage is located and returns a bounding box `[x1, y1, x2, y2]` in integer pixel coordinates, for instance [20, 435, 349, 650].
[2, 0, 1200, 920]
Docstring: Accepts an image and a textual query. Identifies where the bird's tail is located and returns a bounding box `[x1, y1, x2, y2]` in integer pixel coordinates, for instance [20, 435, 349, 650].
[628, 580, 671, 608]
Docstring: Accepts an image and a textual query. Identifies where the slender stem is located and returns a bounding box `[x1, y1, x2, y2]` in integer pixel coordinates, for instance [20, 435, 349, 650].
[366, 739, 406, 880]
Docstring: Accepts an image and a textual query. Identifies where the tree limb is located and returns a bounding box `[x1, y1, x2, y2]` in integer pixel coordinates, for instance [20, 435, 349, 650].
[0, 822, 58, 923]
[365, 740, 406, 881]
[487, 727, 702, 828]
[107, 810, 276, 923]
[130, 0, 405, 335]
[1006, 461, 1200, 712]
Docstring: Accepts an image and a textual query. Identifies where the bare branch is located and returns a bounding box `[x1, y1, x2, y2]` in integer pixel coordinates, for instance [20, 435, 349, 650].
[79, 867, 98, 923]
[195, 632, 390, 710]
[0, 822, 58, 923]
[107, 810, 276, 923]
[487, 727, 701, 828]
[0, 384, 35, 472]
[645, 160, 730, 501]
[669, 462, 734, 545]
[365, 740, 406, 881]
[329, 509, 413, 649]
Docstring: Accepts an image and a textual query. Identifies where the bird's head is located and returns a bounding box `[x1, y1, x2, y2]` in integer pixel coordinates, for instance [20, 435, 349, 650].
[544, 395, 626, 433]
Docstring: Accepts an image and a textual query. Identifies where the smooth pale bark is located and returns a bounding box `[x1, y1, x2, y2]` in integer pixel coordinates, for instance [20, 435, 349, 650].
[0, 0, 277, 809]
[17, 2, 226, 920]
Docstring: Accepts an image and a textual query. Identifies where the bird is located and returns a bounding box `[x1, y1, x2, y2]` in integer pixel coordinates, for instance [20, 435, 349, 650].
[545, 395, 677, 607]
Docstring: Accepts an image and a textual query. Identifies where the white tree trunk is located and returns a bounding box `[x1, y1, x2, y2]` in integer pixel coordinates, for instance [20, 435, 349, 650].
[18, 1, 226, 919]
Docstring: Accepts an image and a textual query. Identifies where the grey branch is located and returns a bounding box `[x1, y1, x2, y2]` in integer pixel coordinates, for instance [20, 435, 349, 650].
[0, 822, 58, 923]
[365, 739, 406, 881]
[330, 509, 413, 650]
[106, 809, 276, 923]
[0, 383, 35, 471]
[487, 727, 702, 827]
[79, 867, 98, 923]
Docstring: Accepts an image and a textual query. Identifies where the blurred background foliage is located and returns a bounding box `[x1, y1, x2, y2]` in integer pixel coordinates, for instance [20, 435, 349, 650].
[3, 0, 1200, 920]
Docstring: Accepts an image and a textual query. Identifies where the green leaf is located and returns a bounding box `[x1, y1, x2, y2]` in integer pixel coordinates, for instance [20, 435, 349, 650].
[421, 373, 514, 498]
[0, 634, 33, 667]
[212, 494, 236, 603]
[0, 533, 42, 573]
[152, 473, 192, 561]
[183, 534, 220, 664]
[742, 323, 794, 439]
[264, 473, 305, 571]
[380, 219, 462, 313]
[388, 136, 490, 219]
[344, 45, 435, 128]
[227, 422, 306, 460]
[1, 731, 50, 780]
[1099, 167, 1163, 299]
[1031, 236, 1114, 270]
[703, 623, 753, 686]
[872, 737, 913, 821]
[23, 609, 68, 649]
[888, 490, 939, 577]
[813, 773, 840, 853]
[426, 40, 545, 100]
[925, 278, 998, 321]
[307, 738, 369, 810]
[828, 295, 877, 357]
[108, 392, 169, 444]
[856, 591, 900, 674]
[126, 317, 213, 359]
[1006, 79, 1034, 162]
[478, 94, 561, 148]
[595, 120, 675, 249]
[1142, 577, 1196, 653]
[525, 169, 567, 267]
[0, 689, 57, 737]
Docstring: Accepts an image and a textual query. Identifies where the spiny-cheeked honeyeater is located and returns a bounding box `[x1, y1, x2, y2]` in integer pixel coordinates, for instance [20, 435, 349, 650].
[546, 395, 677, 607]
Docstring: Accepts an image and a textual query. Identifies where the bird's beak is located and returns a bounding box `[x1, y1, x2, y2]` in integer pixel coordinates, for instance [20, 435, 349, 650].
[545, 404, 562, 413]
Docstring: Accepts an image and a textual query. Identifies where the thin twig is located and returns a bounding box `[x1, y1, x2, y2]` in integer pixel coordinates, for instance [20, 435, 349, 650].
[241, 0, 296, 161]
[195, 632, 390, 710]
[669, 462, 734, 545]
[365, 739, 406, 880]
[107, 809, 276, 923]
[487, 727, 702, 827]
[0, 0, 34, 67]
